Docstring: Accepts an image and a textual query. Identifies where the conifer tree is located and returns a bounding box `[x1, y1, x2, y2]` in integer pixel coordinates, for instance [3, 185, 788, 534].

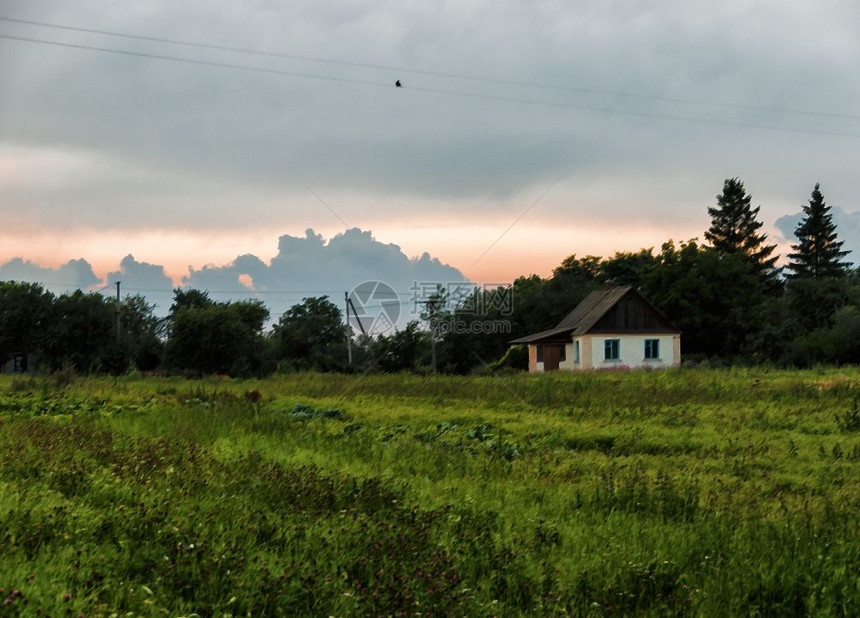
[787, 183, 851, 279]
[705, 178, 779, 282]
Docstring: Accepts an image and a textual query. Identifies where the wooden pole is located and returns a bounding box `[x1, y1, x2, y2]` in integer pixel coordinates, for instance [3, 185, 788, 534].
[115, 281, 121, 344]
[345, 292, 352, 365]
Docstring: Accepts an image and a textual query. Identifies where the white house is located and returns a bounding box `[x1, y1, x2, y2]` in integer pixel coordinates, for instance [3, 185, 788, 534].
[510, 286, 681, 372]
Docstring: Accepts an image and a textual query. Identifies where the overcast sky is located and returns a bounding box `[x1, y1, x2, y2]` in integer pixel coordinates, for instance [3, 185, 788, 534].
[2, 0, 859, 311]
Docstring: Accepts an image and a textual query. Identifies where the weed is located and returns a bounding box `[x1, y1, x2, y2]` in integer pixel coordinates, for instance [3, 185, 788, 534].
[288, 403, 347, 421]
[51, 363, 77, 388]
[834, 397, 860, 433]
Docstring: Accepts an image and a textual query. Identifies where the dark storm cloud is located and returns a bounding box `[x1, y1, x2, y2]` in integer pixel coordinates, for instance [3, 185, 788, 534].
[1, 1, 859, 244]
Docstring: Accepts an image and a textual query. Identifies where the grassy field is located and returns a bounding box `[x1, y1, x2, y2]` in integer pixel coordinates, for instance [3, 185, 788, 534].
[0, 367, 858, 616]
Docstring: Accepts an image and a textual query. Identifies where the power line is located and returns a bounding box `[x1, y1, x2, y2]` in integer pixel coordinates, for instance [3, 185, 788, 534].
[17, 282, 425, 296]
[406, 83, 860, 140]
[0, 32, 388, 88]
[0, 281, 113, 291]
[2, 14, 859, 122]
[472, 118, 619, 268]
[239, 117, 379, 261]
[3, 276, 491, 296]
[2, 32, 859, 141]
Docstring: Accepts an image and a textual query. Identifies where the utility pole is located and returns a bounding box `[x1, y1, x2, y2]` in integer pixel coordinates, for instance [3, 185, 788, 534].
[429, 299, 437, 374]
[115, 281, 122, 344]
[344, 292, 352, 365]
[419, 298, 438, 374]
[343, 293, 367, 367]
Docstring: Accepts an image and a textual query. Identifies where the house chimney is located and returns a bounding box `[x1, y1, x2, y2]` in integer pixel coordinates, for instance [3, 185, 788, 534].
[603, 279, 616, 291]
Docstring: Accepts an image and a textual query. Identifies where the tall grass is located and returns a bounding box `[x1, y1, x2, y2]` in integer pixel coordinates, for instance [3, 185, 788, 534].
[0, 367, 857, 616]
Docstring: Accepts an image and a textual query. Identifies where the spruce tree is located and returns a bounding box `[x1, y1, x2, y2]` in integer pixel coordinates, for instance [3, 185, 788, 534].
[787, 183, 851, 279]
[705, 178, 779, 282]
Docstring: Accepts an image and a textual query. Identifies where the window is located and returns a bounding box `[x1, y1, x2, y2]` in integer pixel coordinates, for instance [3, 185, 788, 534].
[559, 345, 566, 362]
[644, 339, 660, 360]
[604, 339, 620, 361]
[536, 345, 543, 363]
[574, 340, 580, 363]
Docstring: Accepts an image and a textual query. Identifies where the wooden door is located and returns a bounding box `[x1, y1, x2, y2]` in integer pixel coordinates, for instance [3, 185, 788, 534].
[543, 345, 561, 371]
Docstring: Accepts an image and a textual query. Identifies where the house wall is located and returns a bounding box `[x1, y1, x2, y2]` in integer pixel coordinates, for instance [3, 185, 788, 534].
[558, 339, 581, 371]
[558, 342, 576, 371]
[587, 334, 678, 369]
[528, 344, 543, 373]
[591, 293, 678, 333]
[1, 353, 40, 374]
[581, 336, 593, 368]
[526, 334, 680, 373]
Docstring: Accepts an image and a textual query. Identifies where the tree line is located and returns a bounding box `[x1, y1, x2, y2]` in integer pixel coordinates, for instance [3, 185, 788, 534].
[446, 179, 857, 370]
[1, 179, 858, 376]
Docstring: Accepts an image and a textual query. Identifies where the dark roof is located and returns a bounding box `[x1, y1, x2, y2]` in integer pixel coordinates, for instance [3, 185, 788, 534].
[556, 286, 633, 335]
[509, 286, 679, 344]
[509, 325, 573, 344]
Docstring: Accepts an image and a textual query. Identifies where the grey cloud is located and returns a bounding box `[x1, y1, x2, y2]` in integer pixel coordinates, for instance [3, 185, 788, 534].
[106, 254, 174, 291]
[775, 206, 860, 260]
[3, 1, 860, 256]
[183, 228, 466, 321]
[0, 257, 101, 293]
[0, 228, 467, 322]
[101, 254, 176, 314]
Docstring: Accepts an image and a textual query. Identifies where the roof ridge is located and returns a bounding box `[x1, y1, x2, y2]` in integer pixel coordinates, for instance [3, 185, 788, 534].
[509, 285, 678, 345]
[569, 286, 632, 334]
[556, 285, 631, 330]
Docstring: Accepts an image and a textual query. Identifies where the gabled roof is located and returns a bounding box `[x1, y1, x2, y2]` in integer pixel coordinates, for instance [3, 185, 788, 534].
[556, 285, 633, 335]
[509, 286, 679, 344]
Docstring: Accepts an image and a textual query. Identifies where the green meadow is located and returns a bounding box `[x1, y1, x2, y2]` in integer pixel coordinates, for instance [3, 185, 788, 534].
[0, 368, 858, 616]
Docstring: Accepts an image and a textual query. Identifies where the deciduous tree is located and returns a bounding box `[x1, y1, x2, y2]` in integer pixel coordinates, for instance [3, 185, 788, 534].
[272, 296, 347, 371]
[370, 321, 430, 372]
[117, 294, 165, 371]
[643, 240, 765, 357]
[164, 292, 270, 376]
[43, 290, 124, 372]
[0, 281, 54, 369]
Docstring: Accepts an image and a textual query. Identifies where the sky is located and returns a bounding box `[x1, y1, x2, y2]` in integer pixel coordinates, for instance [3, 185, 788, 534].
[1, 1, 859, 319]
